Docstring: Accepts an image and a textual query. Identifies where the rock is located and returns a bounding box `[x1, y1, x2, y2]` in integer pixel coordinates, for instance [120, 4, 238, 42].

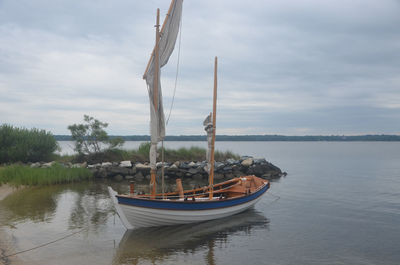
[107, 166, 135, 176]
[225, 173, 234, 179]
[188, 168, 199, 175]
[192, 174, 204, 181]
[241, 158, 253, 167]
[214, 173, 224, 180]
[114, 174, 124, 182]
[94, 168, 108, 178]
[253, 158, 267, 164]
[226, 158, 236, 165]
[215, 162, 225, 170]
[133, 172, 144, 181]
[188, 161, 196, 167]
[179, 162, 190, 169]
[88, 163, 101, 169]
[30, 162, 41, 168]
[101, 162, 112, 168]
[125, 175, 134, 180]
[135, 163, 151, 173]
[71, 163, 84, 168]
[167, 164, 179, 171]
[173, 161, 180, 167]
[175, 171, 183, 177]
[42, 161, 55, 168]
[222, 166, 233, 172]
[119, 161, 132, 168]
[233, 170, 246, 177]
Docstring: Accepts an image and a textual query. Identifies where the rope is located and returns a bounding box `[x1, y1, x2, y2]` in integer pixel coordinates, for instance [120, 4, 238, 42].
[266, 191, 281, 205]
[1, 228, 87, 258]
[166, 11, 182, 126]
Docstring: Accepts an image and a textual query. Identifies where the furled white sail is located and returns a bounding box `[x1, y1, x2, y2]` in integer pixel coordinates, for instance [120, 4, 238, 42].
[144, 0, 183, 169]
[203, 113, 213, 173]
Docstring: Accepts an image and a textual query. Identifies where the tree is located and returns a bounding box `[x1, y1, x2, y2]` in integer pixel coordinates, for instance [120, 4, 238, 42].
[68, 115, 124, 155]
[0, 124, 59, 163]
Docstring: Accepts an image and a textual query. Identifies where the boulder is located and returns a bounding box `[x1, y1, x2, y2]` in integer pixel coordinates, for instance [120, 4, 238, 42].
[101, 162, 112, 168]
[167, 164, 179, 171]
[107, 166, 135, 176]
[214, 162, 225, 170]
[114, 174, 124, 182]
[42, 161, 55, 168]
[135, 163, 151, 173]
[241, 158, 253, 167]
[179, 162, 190, 169]
[119, 161, 132, 168]
[192, 174, 204, 181]
[133, 172, 144, 181]
[188, 168, 200, 175]
[94, 168, 108, 178]
[214, 173, 224, 180]
[30, 162, 41, 168]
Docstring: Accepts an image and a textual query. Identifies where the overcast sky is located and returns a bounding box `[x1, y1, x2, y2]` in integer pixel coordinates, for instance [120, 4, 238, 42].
[1, 0, 399, 135]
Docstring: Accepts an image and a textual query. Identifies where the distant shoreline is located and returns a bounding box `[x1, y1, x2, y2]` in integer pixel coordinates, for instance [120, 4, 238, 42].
[54, 134, 400, 142]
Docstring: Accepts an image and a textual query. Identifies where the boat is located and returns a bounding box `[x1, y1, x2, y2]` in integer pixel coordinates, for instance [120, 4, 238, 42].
[108, 0, 270, 229]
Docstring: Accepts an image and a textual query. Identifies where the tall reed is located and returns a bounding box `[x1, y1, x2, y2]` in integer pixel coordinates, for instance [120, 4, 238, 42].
[0, 163, 92, 187]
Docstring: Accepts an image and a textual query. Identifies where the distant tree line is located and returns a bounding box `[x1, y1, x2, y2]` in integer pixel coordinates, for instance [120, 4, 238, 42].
[54, 134, 400, 141]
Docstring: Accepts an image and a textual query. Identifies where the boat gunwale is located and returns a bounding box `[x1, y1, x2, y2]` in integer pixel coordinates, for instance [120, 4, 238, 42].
[115, 181, 269, 211]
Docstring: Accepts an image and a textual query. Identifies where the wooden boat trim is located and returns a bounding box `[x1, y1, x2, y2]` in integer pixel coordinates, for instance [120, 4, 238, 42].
[115, 180, 269, 211]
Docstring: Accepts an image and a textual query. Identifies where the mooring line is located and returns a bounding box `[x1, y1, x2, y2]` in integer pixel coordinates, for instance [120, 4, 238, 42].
[1, 228, 87, 259]
[267, 191, 281, 205]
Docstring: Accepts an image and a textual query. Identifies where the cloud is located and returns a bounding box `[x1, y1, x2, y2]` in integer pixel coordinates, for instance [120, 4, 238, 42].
[0, 0, 400, 135]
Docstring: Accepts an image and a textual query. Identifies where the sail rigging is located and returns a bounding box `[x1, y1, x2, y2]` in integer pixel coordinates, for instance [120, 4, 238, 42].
[143, 0, 183, 144]
[143, 0, 183, 196]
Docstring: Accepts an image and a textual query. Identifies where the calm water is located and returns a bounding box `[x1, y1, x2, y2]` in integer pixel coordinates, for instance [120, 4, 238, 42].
[1, 142, 400, 265]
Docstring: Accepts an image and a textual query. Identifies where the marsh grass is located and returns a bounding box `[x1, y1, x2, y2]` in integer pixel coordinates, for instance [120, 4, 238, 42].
[56, 142, 240, 164]
[0, 163, 92, 187]
[119, 142, 240, 162]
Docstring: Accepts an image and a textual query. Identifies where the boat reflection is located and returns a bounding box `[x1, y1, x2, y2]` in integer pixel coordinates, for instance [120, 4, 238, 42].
[112, 208, 269, 265]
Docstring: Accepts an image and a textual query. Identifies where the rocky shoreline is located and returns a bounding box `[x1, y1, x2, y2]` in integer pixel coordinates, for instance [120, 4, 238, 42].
[30, 156, 287, 182]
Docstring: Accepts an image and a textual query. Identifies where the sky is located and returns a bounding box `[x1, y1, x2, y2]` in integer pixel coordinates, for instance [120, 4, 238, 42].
[1, 0, 399, 136]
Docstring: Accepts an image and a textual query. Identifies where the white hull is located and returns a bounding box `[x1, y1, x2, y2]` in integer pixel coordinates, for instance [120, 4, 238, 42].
[108, 187, 265, 229]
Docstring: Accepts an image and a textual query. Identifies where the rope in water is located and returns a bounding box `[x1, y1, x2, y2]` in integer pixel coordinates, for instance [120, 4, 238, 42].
[1, 228, 87, 258]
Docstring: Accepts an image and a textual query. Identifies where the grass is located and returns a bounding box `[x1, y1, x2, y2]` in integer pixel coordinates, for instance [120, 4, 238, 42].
[0, 163, 92, 187]
[58, 142, 241, 164]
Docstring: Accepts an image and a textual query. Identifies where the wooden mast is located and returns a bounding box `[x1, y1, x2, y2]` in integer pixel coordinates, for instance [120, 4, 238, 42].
[143, 0, 176, 79]
[209, 56, 218, 200]
[150, 8, 161, 199]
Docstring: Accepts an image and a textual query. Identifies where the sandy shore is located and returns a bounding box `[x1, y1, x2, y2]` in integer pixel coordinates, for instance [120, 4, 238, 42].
[0, 185, 23, 265]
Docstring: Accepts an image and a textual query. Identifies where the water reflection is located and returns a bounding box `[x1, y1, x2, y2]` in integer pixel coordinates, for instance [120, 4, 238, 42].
[0, 185, 62, 226]
[112, 209, 269, 265]
[0, 182, 115, 231]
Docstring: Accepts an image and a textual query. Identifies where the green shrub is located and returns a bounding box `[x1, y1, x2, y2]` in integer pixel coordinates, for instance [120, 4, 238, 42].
[0, 163, 92, 187]
[0, 124, 59, 163]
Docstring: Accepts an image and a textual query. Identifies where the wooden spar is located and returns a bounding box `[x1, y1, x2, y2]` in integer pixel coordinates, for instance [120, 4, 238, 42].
[209, 56, 218, 200]
[150, 8, 161, 199]
[143, 0, 177, 79]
